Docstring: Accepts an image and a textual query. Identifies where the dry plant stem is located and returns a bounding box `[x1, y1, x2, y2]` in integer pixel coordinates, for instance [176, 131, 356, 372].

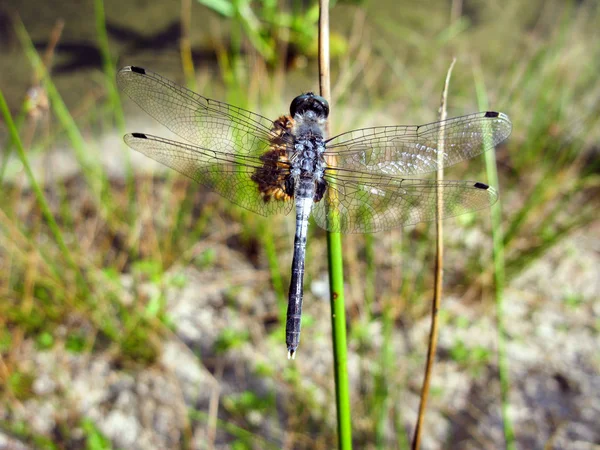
[412, 58, 456, 450]
[450, 0, 463, 23]
[180, 0, 197, 89]
[318, 0, 352, 449]
[40, 19, 64, 76]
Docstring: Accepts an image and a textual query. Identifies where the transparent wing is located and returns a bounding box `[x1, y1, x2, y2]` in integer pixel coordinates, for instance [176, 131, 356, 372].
[325, 112, 512, 176]
[117, 66, 287, 157]
[124, 133, 294, 216]
[312, 171, 497, 233]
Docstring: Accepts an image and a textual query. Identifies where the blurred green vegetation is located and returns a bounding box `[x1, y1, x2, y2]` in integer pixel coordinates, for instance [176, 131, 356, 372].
[0, 0, 598, 448]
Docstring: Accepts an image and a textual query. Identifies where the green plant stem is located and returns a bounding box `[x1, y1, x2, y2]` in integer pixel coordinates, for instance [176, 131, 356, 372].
[0, 88, 89, 296]
[473, 64, 515, 450]
[327, 229, 352, 449]
[318, 0, 352, 448]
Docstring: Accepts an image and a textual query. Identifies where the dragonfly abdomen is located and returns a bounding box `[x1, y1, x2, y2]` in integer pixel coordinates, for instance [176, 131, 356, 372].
[286, 179, 314, 359]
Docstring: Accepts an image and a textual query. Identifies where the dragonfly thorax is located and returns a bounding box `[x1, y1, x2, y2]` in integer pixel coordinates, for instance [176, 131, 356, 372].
[289, 92, 329, 187]
[288, 134, 328, 202]
[292, 136, 326, 173]
[292, 110, 328, 139]
[291, 105, 328, 174]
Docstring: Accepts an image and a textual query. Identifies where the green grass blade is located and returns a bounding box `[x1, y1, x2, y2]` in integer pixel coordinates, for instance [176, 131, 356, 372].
[181, 0, 198, 90]
[363, 232, 375, 315]
[196, 0, 234, 17]
[0, 109, 26, 182]
[94, 0, 135, 212]
[14, 19, 116, 219]
[259, 221, 287, 313]
[0, 88, 88, 295]
[0, 202, 61, 281]
[188, 408, 281, 450]
[94, 0, 125, 130]
[473, 65, 516, 450]
[374, 299, 395, 449]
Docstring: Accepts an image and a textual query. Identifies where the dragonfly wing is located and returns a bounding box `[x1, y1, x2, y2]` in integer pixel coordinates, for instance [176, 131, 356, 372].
[117, 66, 284, 157]
[324, 112, 512, 176]
[312, 172, 497, 233]
[125, 133, 294, 216]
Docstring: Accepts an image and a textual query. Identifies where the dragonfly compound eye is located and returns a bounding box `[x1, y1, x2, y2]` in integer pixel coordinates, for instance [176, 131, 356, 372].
[290, 92, 330, 118]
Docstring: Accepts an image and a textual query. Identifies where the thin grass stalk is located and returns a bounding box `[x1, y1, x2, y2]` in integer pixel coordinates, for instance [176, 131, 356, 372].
[0, 110, 26, 182]
[318, 1, 352, 448]
[394, 387, 411, 450]
[188, 409, 281, 450]
[0, 206, 61, 282]
[506, 204, 596, 280]
[94, 0, 134, 215]
[1, 19, 63, 183]
[0, 89, 89, 295]
[228, 4, 244, 93]
[259, 223, 287, 315]
[473, 64, 516, 450]
[374, 297, 395, 449]
[94, 0, 125, 132]
[14, 19, 116, 220]
[412, 58, 455, 450]
[180, 0, 197, 90]
[363, 231, 375, 315]
[384, 230, 410, 449]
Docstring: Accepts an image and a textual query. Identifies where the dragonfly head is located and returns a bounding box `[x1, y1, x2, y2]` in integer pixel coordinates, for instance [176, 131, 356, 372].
[290, 92, 329, 119]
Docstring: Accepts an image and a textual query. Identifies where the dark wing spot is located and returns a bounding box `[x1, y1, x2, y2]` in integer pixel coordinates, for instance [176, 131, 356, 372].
[131, 132, 147, 139]
[484, 111, 500, 118]
[473, 182, 490, 190]
[130, 66, 146, 75]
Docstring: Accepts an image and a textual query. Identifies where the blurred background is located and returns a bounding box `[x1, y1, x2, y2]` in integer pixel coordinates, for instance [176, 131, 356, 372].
[0, 0, 598, 449]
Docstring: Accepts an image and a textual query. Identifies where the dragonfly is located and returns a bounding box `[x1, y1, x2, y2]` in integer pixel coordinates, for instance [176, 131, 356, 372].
[117, 66, 512, 359]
